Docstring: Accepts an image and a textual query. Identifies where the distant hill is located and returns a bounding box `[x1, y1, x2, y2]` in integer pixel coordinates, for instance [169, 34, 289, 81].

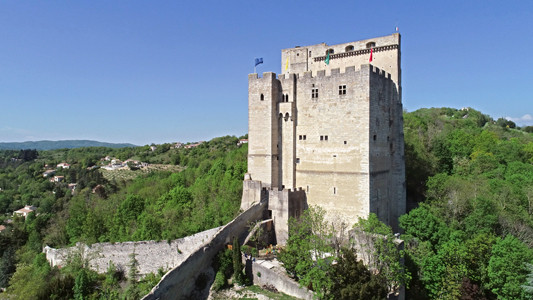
[0, 140, 138, 150]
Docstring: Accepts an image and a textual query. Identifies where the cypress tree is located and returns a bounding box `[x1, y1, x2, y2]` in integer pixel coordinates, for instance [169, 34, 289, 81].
[232, 237, 244, 285]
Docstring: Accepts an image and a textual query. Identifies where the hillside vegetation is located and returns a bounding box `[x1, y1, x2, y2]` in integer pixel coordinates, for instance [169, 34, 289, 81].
[402, 108, 533, 299]
[0, 135, 247, 298]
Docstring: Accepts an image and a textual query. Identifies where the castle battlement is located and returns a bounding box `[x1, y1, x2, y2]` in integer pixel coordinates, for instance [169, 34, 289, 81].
[273, 64, 393, 81]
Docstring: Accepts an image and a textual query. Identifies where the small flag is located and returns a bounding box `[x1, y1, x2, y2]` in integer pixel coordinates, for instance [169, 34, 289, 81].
[325, 51, 330, 65]
[369, 48, 373, 62]
[254, 58, 263, 67]
[285, 57, 289, 71]
[395, 26, 399, 32]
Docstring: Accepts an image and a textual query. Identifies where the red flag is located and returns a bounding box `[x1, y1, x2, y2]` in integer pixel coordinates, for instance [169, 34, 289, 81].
[369, 48, 373, 62]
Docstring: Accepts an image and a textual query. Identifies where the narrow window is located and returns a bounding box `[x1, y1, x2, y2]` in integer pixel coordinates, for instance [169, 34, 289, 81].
[303, 135, 307, 140]
[306, 185, 309, 192]
[296, 158, 300, 163]
[299, 135, 302, 140]
[309, 51, 312, 57]
[325, 135, 328, 141]
[373, 135, 377, 141]
[260, 94, 264, 101]
[312, 88, 318, 99]
[320, 136, 324, 141]
[333, 187, 336, 194]
[339, 85, 346, 95]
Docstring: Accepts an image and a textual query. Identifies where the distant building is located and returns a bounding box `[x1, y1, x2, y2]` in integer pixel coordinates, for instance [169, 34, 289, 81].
[56, 163, 70, 169]
[43, 170, 56, 177]
[184, 141, 205, 149]
[68, 183, 77, 192]
[52, 176, 65, 183]
[238, 139, 248, 146]
[14, 205, 37, 218]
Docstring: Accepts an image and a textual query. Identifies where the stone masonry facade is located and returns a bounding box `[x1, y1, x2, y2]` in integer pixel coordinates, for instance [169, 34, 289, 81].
[241, 34, 406, 241]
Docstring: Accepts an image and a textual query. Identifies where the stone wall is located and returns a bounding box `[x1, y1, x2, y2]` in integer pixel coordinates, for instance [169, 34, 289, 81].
[142, 200, 267, 300]
[43, 226, 221, 276]
[245, 257, 314, 300]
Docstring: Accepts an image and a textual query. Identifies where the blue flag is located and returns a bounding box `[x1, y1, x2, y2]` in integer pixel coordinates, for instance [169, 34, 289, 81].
[255, 58, 263, 67]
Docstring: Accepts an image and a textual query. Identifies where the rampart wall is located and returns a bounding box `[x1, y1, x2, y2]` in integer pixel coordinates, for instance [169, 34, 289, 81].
[142, 200, 267, 300]
[246, 257, 314, 300]
[43, 227, 222, 276]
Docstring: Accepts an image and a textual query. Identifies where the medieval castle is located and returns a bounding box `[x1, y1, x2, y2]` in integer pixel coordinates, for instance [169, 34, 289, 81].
[241, 33, 406, 243]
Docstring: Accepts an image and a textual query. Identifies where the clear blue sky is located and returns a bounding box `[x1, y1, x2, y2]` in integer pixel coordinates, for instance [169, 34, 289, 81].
[1, 1, 532, 145]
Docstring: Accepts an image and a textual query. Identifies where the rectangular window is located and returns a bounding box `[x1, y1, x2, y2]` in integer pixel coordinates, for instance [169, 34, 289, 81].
[325, 135, 328, 141]
[296, 158, 300, 163]
[320, 135, 324, 141]
[339, 85, 346, 95]
[312, 88, 318, 99]
[303, 135, 307, 140]
[299, 135, 302, 140]
[333, 187, 336, 194]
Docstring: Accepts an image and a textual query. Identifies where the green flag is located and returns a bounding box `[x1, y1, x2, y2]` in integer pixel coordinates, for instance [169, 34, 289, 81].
[325, 51, 330, 65]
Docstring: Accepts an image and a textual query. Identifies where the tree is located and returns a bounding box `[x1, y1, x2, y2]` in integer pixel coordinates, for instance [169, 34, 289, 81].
[73, 268, 90, 300]
[125, 252, 140, 299]
[487, 235, 533, 300]
[328, 247, 388, 300]
[353, 213, 410, 295]
[232, 236, 245, 285]
[278, 206, 334, 298]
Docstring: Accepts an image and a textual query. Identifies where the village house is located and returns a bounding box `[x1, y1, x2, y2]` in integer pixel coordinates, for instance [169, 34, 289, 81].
[56, 163, 70, 169]
[51, 176, 65, 183]
[237, 139, 248, 146]
[43, 170, 56, 177]
[14, 205, 37, 218]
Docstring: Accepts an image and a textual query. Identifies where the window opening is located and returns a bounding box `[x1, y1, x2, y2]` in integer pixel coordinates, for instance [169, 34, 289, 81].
[260, 94, 264, 101]
[339, 85, 346, 95]
[333, 187, 336, 194]
[303, 135, 307, 140]
[296, 158, 300, 163]
[373, 135, 377, 141]
[309, 51, 312, 57]
[312, 88, 318, 99]
[344, 141, 347, 144]
[345, 45, 354, 52]
[326, 48, 334, 55]
[325, 135, 328, 141]
[320, 136, 324, 141]
[366, 42, 376, 49]
[299, 135, 302, 140]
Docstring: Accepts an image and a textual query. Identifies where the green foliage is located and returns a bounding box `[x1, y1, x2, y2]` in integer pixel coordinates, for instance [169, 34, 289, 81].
[487, 235, 533, 300]
[328, 247, 388, 300]
[232, 237, 245, 285]
[213, 249, 233, 291]
[402, 107, 533, 299]
[279, 206, 335, 299]
[353, 213, 410, 294]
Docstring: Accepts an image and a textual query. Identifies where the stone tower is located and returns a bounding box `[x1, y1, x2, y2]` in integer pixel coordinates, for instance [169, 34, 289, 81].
[242, 33, 405, 242]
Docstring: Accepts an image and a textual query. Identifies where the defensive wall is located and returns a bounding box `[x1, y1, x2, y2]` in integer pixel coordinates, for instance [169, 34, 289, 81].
[245, 257, 314, 300]
[43, 226, 222, 276]
[240, 177, 307, 245]
[142, 200, 268, 300]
